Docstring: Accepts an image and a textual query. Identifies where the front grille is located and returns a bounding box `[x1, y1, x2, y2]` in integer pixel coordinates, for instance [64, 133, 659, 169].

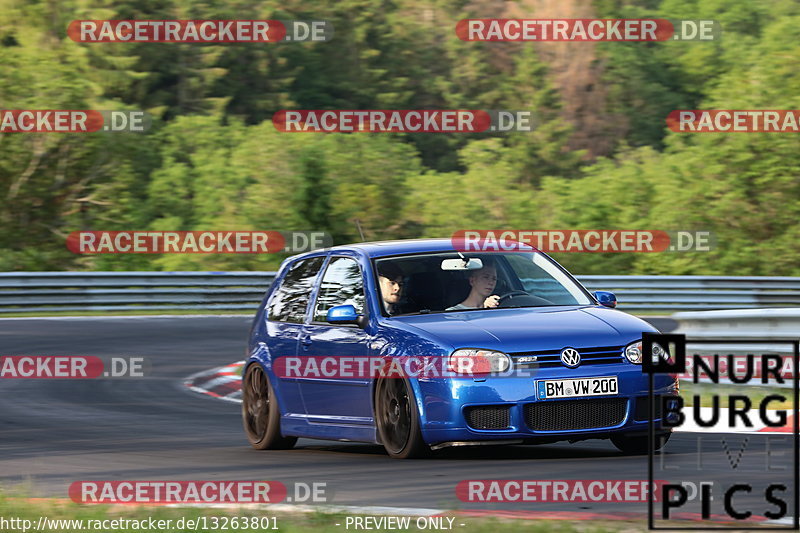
[510, 346, 624, 369]
[524, 398, 627, 431]
[465, 406, 511, 430]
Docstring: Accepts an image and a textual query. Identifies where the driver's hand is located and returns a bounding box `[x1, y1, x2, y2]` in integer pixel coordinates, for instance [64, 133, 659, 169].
[483, 295, 500, 308]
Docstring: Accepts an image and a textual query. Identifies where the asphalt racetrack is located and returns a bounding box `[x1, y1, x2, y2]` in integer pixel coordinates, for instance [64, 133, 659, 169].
[0, 316, 794, 521]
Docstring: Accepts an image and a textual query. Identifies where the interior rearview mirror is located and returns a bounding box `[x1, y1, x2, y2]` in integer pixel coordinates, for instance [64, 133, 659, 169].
[441, 258, 483, 271]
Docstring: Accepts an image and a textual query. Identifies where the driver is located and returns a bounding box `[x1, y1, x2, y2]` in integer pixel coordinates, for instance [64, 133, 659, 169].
[446, 259, 500, 310]
[378, 262, 404, 315]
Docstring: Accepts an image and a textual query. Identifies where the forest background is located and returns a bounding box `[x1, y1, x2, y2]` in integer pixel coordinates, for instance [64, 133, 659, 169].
[2, 0, 798, 275]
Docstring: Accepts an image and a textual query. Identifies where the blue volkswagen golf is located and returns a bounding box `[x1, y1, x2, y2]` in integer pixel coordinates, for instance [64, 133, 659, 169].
[243, 239, 677, 458]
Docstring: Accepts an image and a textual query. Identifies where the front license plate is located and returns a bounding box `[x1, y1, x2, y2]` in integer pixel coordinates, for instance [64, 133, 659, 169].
[536, 376, 618, 399]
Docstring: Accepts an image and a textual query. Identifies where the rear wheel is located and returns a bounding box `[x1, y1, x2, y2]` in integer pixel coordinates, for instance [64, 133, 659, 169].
[374, 378, 429, 459]
[242, 364, 297, 450]
[611, 432, 671, 455]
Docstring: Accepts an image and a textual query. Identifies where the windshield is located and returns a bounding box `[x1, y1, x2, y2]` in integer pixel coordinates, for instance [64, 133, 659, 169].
[374, 252, 593, 316]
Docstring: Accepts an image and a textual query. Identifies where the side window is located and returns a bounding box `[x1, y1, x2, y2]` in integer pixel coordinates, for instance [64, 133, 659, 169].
[267, 256, 325, 323]
[313, 257, 365, 322]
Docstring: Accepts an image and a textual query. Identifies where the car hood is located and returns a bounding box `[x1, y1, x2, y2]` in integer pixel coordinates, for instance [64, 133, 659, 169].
[391, 306, 658, 352]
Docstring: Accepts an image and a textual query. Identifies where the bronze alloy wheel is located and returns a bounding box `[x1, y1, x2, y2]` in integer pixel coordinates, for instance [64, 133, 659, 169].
[374, 378, 429, 459]
[242, 364, 296, 450]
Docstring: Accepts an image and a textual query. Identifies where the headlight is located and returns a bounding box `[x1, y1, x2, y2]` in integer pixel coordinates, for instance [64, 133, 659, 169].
[449, 349, 511, 374]
[624, 341, 669, 365]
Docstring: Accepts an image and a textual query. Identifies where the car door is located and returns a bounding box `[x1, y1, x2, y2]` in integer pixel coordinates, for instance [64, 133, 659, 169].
[264, 255, 326, 417]
[298, 255, 373, 423]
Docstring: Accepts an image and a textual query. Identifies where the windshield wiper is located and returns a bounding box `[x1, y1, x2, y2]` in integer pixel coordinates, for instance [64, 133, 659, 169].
[392, 309, 431, 316]
[501, 304, 560, 309]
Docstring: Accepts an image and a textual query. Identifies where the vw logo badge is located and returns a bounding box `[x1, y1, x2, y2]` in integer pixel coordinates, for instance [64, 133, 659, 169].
[560, 347, 581, 368]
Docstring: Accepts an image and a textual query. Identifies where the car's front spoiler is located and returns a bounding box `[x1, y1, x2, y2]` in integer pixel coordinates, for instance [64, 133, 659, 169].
[428, 428, 674, 449]
[429, 439, 524, 451]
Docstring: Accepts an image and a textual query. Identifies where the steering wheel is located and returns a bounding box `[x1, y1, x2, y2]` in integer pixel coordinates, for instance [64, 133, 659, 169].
[496, 290, 530, 305]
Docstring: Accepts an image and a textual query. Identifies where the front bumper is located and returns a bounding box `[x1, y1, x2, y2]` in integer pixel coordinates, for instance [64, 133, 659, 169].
[415, 363, 678, 445]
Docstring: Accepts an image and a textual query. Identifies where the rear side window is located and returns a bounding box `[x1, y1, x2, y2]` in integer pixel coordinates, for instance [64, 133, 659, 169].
[267, 256, 325, 323]
[313, 257, 365, 322]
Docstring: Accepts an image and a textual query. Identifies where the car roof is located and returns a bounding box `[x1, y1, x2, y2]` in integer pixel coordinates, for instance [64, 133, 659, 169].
[295, 238, 460, 260]
[333, 238, 460, 258]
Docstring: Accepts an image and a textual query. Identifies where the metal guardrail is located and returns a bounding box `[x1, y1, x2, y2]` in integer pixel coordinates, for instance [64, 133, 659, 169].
[671, 309, 800, 388]
[0, 272, 798, 314]
[0, 272, 276, 313]
[578, 275, 800, 311]
[673, 308, 800, 340]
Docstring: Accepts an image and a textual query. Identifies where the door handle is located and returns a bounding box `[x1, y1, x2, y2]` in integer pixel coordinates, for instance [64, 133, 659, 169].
[300, 336, 313, 348]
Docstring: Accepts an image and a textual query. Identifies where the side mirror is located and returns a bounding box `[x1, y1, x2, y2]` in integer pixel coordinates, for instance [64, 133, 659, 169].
[326, 304, 363, 325]
[593, 291, 617, 309]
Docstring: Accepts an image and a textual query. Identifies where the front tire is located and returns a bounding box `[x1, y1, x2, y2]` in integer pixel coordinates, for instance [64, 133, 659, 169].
[242, 364, 297, 450]
[611, 432, 671, 455]
[374, 378, 430, 459]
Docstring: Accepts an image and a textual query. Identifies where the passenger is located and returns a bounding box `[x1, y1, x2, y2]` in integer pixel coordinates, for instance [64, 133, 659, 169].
[378, 262, 404, 315]
[447, 260, 500, 310]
